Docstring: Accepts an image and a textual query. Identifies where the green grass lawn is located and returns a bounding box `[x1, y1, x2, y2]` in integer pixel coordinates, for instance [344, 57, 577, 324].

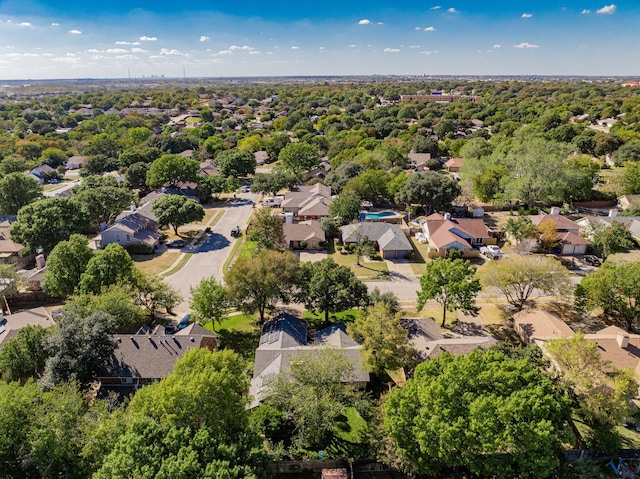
[326, 407, 370, 458]
[202, 313, 260, 360]
[409, 237, 430, 275]
[133, 252, 181, 275]
[302, 309, 362, 328]
[329, 250, 389, 276]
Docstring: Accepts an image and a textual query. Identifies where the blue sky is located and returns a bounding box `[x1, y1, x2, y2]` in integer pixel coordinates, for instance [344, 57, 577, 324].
[0, 1, 638, 79]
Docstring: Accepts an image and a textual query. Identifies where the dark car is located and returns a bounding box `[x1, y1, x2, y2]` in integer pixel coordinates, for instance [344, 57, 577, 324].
[177, 314, 191, 330]
[584, 255, 601, 266]
[166, 239, 185, 248]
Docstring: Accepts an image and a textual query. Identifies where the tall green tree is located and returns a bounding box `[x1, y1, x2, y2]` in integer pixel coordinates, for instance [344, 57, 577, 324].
[394, 171, 461, 215]
[328, 190, 362, 225]
[298, 257, 369, 323]
[383, 349, 570, 479]
[151, 194, 205, 235]
[145, 154, 199, 188]
[278, 142, 320, 173]
[0, 325, 50, 382]
[214, 149, 256, 177]
[74, 186, 134, 229]
[248, 207, 286, 251]
[225, 250, 300, 323]
[40, 311, 116, 389]
[348, 302, 416, 374]
[251, 171, 299, 196]
[189, 276, 229, 328]
[417, 257, 481, 327]
[477, 255, 571, 311]
[590, 221, 636, 261]
[576, 261, 640, 332]
[130, 270, 182, 323]
[10, 197, 87, 253]
[77, 243, 136, 295]
[0, 172, 42, 215]
[42, 233, 94, 297]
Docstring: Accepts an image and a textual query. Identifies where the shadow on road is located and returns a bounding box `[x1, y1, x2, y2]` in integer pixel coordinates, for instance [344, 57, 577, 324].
[197, 232, 231, 252]
[228, 198, 254, 208]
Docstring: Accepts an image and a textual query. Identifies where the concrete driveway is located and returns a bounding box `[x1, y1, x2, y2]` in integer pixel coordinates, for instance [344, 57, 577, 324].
[164, 192, 258, 314]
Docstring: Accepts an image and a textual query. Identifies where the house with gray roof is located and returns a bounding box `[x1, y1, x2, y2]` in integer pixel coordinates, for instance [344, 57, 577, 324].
[341, 222, 413, 259]
[98, 326, 218, 392]
[0, 307, 55, 348]
[281, 184, 332, 220]
[249, 313, 369, 408]
[283, 220, 325, 250]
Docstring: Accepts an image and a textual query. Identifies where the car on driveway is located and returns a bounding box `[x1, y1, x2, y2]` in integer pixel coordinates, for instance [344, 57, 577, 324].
[584, 255, 601, 266]
[166, 239, 185, 248]
[240, 185, 250, 193]
[480, 245, 503, 260]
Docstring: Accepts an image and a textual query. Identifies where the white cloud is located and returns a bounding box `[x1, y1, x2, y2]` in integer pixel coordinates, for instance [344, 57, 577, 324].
[51, 22, 59, 26]
[493, 44, 501, 48]
[521, 13, 533, 18]
[160, 48, 187, 55]
[249, 50, 261, 55]
[115, 41, 140, 45]
[116, 55, 137, 60]
[90, 55, 106, 60]
[514, 42, 539, 49]
[216, 50, 232, 55]
[424, 26, 436, 31]
[581, 9, 591, 14]
[377, 22, 384, 25]
[447, 8, 457, 13]
[430, 5, 441, 9]
[139, 36, 157, 41]
[596, 4, 616, 14]
[348, 44, 357, 48]
[199, 35, 210, 42]
[384, 48, 400, 53]
[409, 45, 421, 48]
[106, 48, 128, 54]
[421, 50, 435, 55]
[68, 29, 82, 34]
[19, 22, 31, 27]
[415, 26, 420, 30]
[291, 45, 299, 50]
[87, 49, 100, 53]
[131, 48, 146, 53]
[358, 19, 371, 25]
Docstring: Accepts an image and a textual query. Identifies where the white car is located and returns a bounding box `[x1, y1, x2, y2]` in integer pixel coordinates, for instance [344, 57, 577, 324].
[486, 245, 503, 257]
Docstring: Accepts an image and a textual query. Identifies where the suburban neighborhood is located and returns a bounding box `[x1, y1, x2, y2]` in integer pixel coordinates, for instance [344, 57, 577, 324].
[3, 76, 640, 478]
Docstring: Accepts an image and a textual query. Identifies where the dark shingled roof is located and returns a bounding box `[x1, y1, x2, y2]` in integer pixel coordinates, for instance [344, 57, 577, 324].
[100, 332, 217, 379]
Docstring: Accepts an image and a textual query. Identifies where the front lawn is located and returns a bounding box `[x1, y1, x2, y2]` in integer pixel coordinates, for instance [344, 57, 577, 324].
[409, 237, 430, 275]
[329, 249, 389, 276]
[133, 252, 180, 275]
[302, 309, 362, 328]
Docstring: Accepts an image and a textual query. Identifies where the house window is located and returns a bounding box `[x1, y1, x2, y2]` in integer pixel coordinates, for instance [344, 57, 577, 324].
[120, 377, 133, 384]
[126, 235, 131, 242]
[475, 238, 483, 244]
[115, 234, 121, 243]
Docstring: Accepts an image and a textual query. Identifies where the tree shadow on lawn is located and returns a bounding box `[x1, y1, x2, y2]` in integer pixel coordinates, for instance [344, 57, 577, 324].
[217, 329, 260, 360]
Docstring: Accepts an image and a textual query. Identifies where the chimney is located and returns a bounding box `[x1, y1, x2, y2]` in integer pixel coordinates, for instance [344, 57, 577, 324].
[617, 332, 629, 349]
[35, 254, 45, 269]
[130, 203, 137, 212]
[550, 206, 560, 215]
[609, 208, 618, 218]
[444, 212, 451, 221]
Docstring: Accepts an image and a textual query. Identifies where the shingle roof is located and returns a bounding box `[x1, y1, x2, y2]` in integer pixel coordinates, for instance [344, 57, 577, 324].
[0, 307, 55, 347]
[100, 332, 217, 379]
[530, 213, 581, 231]
[341, 223, 412, 252]
[513, 309, 575, 343]
[422, 214, 489, 250]
[283, 221, 325, 243]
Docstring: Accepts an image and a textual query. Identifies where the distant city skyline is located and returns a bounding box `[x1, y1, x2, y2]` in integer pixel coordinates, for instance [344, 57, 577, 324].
[0, 1, 638, 80]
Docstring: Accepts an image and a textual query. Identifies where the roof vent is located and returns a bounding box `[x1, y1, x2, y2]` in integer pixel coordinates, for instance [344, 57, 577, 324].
[617, 332, 629, 349]
[190, 337, 195, 342]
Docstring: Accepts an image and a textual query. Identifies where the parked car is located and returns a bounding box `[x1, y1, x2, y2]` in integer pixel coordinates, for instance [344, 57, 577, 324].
[240, 185, 250, 193]
[584, 255, 601, 266]
[231, 226, 242, 237]
[166, 239, 185, 248]
[480, 245, 503, 260]
[177, 314, 191, 331]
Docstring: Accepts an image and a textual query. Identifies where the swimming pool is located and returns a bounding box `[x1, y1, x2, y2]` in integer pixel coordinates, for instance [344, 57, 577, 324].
[365, 211, 399, 220]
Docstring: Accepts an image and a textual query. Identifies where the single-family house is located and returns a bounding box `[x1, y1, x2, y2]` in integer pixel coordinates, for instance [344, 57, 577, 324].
[66, 155, 87, 170]
[0, 307, 55, 348]
[444, 157, 464, 173]
[254, 150, 269, 165]
[406, 317, 496, 361]
[199, 160, 219, 177]
[341, 222, 413, 259]
[28, 164, 56, 184]
[0, 219, 30, 268]
[249, 314, 369, 408]
[407, 152, 431, 172]
[99, 204, 160, 249]
[283, 220, 325, 250]
[512, 309, 575, 344]
[529, 210, 590, 255]
[576, 212, 640, 243]
[98, 323, 217, 393]
[420, 213, 492, 257]
[282, 184, 332, 220]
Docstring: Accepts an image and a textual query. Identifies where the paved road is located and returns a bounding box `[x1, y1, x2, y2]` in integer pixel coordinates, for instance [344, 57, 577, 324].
[164, 192, 258, 313]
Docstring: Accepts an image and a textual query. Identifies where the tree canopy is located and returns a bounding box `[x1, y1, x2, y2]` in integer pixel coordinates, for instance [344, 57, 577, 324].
[151, 194, 205, 235]
[394, 171, 461, 215]
[145, 153, 200, 188]
[42, 233, 94, 297]
[0, 172, 42, 215]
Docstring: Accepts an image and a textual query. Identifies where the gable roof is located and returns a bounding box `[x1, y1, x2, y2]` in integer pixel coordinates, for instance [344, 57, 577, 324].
[421, 214, 489, 250]
[341, 223, 412, 252]
[0, 307, 55, 347]
[529, 213, 581, 231]
[100, 331, 217, 379]
[422, 337, 497, 359]
[0, 220, 23, 254]
[444, 157, 464, 169]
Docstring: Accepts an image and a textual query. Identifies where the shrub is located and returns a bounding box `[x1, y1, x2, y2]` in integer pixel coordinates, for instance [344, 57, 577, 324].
[300, 240, 307, 250]
[124, 243, 154, 255]
[348, 243, 356, 252]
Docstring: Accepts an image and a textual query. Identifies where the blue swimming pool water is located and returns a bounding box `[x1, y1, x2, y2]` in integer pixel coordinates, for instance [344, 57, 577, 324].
[365, 211, 397, 219]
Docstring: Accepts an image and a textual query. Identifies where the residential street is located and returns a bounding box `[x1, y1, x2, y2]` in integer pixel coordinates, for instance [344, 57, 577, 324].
[164, 192, 258, 314]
